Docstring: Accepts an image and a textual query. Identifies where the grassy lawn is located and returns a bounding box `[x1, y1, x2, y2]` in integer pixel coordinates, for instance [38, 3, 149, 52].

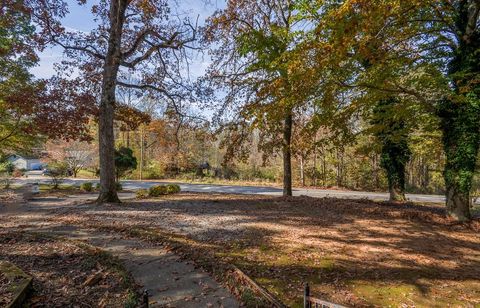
[35, 183, 85, 197]
[38, 183, 76, 191]
[52, 193, 480, 307]
[76, 169, 97, 179]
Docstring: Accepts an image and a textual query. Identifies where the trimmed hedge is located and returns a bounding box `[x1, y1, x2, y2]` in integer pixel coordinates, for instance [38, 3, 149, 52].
[136, 189, 149, 199]
[166, 184, 181, 194]
[148, 184, 181, 197]
[149, 185, 168, 196]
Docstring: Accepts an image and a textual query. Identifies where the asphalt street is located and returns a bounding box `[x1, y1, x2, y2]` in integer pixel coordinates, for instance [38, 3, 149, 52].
[14, 175, 447, 203]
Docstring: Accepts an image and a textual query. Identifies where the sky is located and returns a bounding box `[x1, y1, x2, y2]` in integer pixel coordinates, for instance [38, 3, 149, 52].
[31, 0, 226, 80]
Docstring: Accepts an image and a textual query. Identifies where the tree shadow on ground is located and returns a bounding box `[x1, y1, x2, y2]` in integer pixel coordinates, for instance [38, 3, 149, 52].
[2, 193, 480, 306]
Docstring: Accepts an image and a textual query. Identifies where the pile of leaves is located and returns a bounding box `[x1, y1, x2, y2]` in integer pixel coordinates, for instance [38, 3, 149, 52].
[0, 231, 138, 307]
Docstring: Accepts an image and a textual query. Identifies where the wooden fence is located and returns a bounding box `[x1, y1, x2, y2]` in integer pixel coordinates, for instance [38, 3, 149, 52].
[304, 283, 347, 308]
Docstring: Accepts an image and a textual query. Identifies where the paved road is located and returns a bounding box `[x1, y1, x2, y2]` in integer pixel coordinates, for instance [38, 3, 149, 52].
[14, 176, 447, 203]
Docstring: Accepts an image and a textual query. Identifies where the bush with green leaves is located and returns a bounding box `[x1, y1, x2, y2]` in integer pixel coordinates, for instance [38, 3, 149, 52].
[115, 147, 137, 181]
[148, 184, 181, 197]
[136, 189, 149, 199]
[166, 184, 181, 194]
[80, 182, 93, 192]
[148, 185, 168, 196]
[46, 161, 69, 189]
[0, 161, 15, 188]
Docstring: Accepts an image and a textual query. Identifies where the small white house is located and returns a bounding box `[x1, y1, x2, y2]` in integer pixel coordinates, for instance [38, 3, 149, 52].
[7, 154, 42, 170]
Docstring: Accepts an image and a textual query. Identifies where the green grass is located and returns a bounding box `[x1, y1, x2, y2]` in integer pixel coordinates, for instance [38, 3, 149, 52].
[76, 169, 97, 179]
[0, 260, 31, 291]
[348, 279, 480, 308]
[38, 183, 77, 191]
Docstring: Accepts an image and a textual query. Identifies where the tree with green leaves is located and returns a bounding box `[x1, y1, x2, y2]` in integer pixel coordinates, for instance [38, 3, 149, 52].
[205, 0, 310, 196]
[302, 0, 480, 221]
[370, 98, 411, 201]
[46, 161, 69, 189]
[0, 160, 15, 189]
[115, 147, 137, 182]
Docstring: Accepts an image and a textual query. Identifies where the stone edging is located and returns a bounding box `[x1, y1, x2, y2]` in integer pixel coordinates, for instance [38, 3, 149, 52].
[1, 261, 33, 308]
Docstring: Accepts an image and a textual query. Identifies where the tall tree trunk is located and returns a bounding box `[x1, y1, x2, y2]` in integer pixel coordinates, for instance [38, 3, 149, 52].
[336, 148, 344, 187]
[139, 126, 144, 180]
[382, 147, 408, 202]
[283, 110, 293, 196]
[96, 0, 128, 204]
[438, 1, 480, 221]
[372, 98, 411, 202]
[300, 155, 305, 186]
[373, 154, 380, 189]
[313, 141, 318, 186]
[439, 99, 480, 221]
[322, 151, 326, 186]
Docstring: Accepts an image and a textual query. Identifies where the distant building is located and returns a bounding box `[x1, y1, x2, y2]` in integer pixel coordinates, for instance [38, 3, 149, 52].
[7, 154, 42, 170]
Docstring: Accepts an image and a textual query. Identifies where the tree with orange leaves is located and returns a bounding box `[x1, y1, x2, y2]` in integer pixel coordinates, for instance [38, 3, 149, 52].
[30, 0, 198, 203]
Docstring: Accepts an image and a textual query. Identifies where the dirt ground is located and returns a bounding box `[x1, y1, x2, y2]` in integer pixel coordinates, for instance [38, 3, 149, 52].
[2, 192, 480, 307]
[0, 231, 137, 307]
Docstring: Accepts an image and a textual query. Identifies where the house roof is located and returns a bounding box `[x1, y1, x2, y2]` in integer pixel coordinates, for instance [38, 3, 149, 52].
[8, 154, 40, 160]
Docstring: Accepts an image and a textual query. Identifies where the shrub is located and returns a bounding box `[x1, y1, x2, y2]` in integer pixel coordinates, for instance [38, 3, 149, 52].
[115, 147, 137, 181]
[136, 189, 149, 199]
[80, 182, 93, 192]
[148, 184, 180, 197]
[46, 161, 68, 189]
[166, 184, 181, 194]
[0, 161, 15, 189]
[148, 185, 168, 197]
[95, 183, 101, 190]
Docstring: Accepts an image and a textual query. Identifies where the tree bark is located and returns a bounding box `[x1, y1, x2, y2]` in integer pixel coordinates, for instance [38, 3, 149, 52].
[299, 155, 305, 186]
[438, 1, 480, 221]
[322, 151, 326, 187]
[283, 110, 293, 196]
[313, 141, 317, 186]
[336, 148, 344, 187]
[382, 141, 409, 202]
[445, 182, 471, 221]
[439, 99, 480, 221]
[388, 176, 407, 202]
[96, 0, 128, 204]
[372, 98, 410, 202]
[140, 126, 144, 180]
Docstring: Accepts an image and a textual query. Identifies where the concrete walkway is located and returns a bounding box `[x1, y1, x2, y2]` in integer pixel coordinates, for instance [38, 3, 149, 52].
[41, 226, 239, 307]
[2, 197, 240, 308]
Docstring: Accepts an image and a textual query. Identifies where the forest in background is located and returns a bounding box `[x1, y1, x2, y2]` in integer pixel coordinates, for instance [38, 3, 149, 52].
[36, 93, 449, 196]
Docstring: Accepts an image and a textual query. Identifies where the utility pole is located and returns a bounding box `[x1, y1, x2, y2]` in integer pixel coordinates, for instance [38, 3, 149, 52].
[140, 125, 144, 180]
